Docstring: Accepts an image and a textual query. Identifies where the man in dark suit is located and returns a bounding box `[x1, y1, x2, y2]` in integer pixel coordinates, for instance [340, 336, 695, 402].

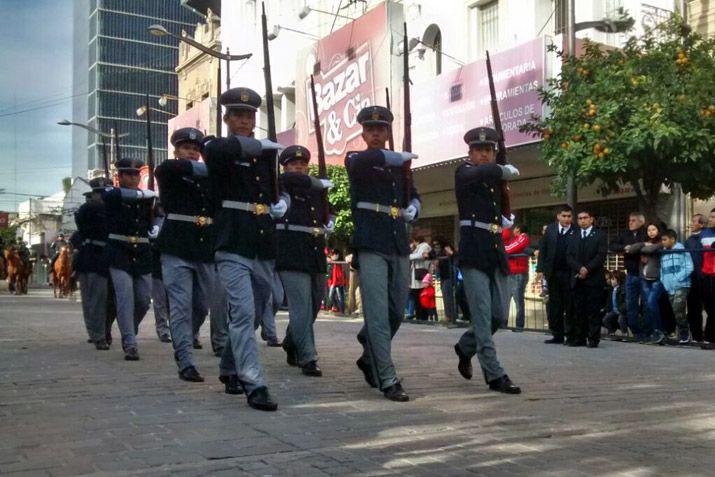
[566, 209, 608, 348]
[536, 205, 575, 344]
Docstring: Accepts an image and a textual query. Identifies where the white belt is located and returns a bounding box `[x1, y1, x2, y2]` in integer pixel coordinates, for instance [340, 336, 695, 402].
[221, 200, 270, 215]
[108, 234, 150, 244]
[459, 220, 502, 234]
[356, 201, 402, 219]
[167, 213, 213, 227]
[278, 223, 326, 237]
[83, 239, 106, 247]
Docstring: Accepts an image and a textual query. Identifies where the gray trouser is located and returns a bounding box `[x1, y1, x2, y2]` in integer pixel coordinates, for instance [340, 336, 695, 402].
[79, 272, 107, 343]
[210, 274, 229, 353]
[253, 268, 281, 340]
[356, 251, 409, 391]
[280, 271, 323, 366]
[457, 267, 510, 383]
[109, 268, 152, 350]
[162, 254, 214, 371]
[152, 277, 170, 338]
[216, 252, 270, 394]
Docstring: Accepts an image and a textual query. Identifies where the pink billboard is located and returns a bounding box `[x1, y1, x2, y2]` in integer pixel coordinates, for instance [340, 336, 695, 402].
[409, 37, 546, 168]
[166, 97, 214, 150]
[294, 2, 394, 165]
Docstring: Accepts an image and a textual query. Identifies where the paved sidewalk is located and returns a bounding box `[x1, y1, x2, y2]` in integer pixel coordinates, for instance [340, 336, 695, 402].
[1, 289, 714, 476]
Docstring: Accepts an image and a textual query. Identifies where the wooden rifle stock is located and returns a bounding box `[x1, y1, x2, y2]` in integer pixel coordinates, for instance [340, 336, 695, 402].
[485, 51, 511, 217]
[261, 2, 279, 203]
[309, 74, 330, 225]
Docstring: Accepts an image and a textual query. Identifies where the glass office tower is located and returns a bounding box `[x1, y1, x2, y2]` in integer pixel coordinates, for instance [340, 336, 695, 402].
[73, 0, 201, 175]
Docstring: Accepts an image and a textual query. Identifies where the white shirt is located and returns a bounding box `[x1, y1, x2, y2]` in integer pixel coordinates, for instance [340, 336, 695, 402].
[558, 224, 571, 235]
[580, 226, 593, 238]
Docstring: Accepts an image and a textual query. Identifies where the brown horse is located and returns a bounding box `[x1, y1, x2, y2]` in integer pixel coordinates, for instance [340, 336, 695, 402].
[52, 245, 74, 299]
[4, 248, 30, 295]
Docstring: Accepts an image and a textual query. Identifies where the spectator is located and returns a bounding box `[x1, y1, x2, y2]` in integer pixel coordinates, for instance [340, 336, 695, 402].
[602, 271, 628, 339]
[629, 223, 665, 344]
[345, 251, 361, 316]
[419, 273, 438, 321]
[610, 212, 648, 340]
[503, 224, 530, 331]
[432, 237, 455, 323]
[326, 249, 346, 313]
[685, 214, 707, 342]
[660, 229, 694, 344]
[700, 209, 715, 350]
[408, 235, 431, 320]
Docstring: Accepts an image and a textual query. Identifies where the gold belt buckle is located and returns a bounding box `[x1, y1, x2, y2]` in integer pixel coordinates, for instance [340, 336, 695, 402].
[195, 216, 208, 227]
[489, 224, 499, 234]
[128, 235, 139, 244]
[254, 204, 267, 215]
[311, 227, 322, 237]
[390, 206, 400, 219]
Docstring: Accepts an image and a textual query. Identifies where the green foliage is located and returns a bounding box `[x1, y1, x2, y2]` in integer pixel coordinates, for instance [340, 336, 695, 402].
[62, 177, 72, 194]
[521, 15, 715, 217]
[0, 224, 19, 246]
[308, 164, 353, 245]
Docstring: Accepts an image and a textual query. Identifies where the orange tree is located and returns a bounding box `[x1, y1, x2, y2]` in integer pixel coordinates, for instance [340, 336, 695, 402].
[522, 16, 715, 219]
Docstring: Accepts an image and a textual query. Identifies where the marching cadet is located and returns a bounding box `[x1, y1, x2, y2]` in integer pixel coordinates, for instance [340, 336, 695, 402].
[345, 105, 420, 402]
[155, 127, 215, 383]
[74, 177, 112, 350]
[102, 158, 156, 361]
[452, 127, 522, 394]
[275, 145, 334, 377]
[203, 87, 287, 411]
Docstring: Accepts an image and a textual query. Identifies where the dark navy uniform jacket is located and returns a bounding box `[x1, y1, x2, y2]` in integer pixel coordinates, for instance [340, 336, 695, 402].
[74, 201, 109, 276]
[102, 188, 154, 276]
[345, 149, 419, 257]
[155, 159, 214, 263]
[275, 172, 327, 274]
[204, 136, 277, 260]
[455, 161, 509, 274]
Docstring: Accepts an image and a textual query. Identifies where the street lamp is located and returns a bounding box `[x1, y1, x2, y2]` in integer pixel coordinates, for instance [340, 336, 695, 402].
[267, 25, 320, 41]
[564, 5, 635, 210]
[57, 120, 128, 177]
[148, 24, 252, 138]
[297, 6, 354, 21]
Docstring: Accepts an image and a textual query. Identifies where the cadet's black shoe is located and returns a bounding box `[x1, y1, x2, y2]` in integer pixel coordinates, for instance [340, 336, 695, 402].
[488, 375, 521, 394]
[283, 342, 298, 366]
[124, 348, 140, 361]
[566, 340, 586, 347]
[219, 375, 244, 395]
[86, 338, 93, 343]
[454, 344, 472, 380]
[179, 366, 205, 383]
[383, 383, 409, 402]
[247, 387, 278, 411]
[95, 340, 110, 350]
[356, 358, 377, 388]
[192, 338, 203, 349]
[700, 342, 715, 350]
[587, 340, 599, 348]
[544, 337, 564, 344]
[266, 339, 282, 347]
[159, 335, 172, 343]
[301, 361, 323, 377]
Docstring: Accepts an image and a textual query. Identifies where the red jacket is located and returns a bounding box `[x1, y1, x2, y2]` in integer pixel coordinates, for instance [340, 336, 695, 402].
[419, 285, 436, 309]
[503, 230, 530, 275]
[328, 260, 346, 287]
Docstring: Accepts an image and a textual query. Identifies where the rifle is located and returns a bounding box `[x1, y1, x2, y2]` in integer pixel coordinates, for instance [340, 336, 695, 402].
[261, 2, 279, 203]
[144, 93, 155, 191]
[385, 87, 395, 150]
[486, 50, 511, 217]
[401, 22, 413, 206]
[309, 74, 330, 226]
[101, 137, 109, 180]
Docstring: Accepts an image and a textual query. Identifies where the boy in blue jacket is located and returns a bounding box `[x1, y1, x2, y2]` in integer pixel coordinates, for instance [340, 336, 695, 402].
[660, 229, 694, 343]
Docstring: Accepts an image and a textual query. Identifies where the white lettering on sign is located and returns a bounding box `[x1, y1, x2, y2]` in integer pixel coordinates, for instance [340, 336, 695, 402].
[308, 43, 374, 156]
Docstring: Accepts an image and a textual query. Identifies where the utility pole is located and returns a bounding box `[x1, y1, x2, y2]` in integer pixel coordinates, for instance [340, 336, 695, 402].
[566, 0, 578, 211]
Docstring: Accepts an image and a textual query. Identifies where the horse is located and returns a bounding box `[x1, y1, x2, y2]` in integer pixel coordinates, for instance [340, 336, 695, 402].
[52, 245, 74, 299]
[4, 247, 30, 295]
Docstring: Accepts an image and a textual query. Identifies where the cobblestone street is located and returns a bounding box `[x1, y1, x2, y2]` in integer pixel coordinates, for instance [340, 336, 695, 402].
[1, 289, 714, 476]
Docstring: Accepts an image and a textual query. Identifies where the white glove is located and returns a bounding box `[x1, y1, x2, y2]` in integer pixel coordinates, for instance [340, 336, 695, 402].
[501, 214, 515, 229]
[320, 179, 334, 189]
[403, 205, 418, 223]
[326, 219, 335, 233]
[148, 225, 160, 239]
[383, 150, 418, 167]
[500, 164, 520, 180]
[269, 199, 288, 219]
[259, 139, 283, 150]
[139, 189, 157, 200]
[400, 151, 418, 161]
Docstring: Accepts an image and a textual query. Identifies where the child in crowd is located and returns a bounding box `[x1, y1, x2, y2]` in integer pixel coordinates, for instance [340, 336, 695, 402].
[326, 249, 346, 313]
[602, 270, 627, 339]
[628, 223, 665, 344]
[660, 229, 694, 344]
[419, 273, 438, 321]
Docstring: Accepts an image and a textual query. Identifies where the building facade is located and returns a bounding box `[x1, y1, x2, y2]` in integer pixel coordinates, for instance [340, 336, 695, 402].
[71, 0, 201, 178]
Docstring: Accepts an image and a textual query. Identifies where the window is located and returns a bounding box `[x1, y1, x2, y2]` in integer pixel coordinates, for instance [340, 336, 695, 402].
[554, 0, 568, 35]
[478, 1, 499, 53]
